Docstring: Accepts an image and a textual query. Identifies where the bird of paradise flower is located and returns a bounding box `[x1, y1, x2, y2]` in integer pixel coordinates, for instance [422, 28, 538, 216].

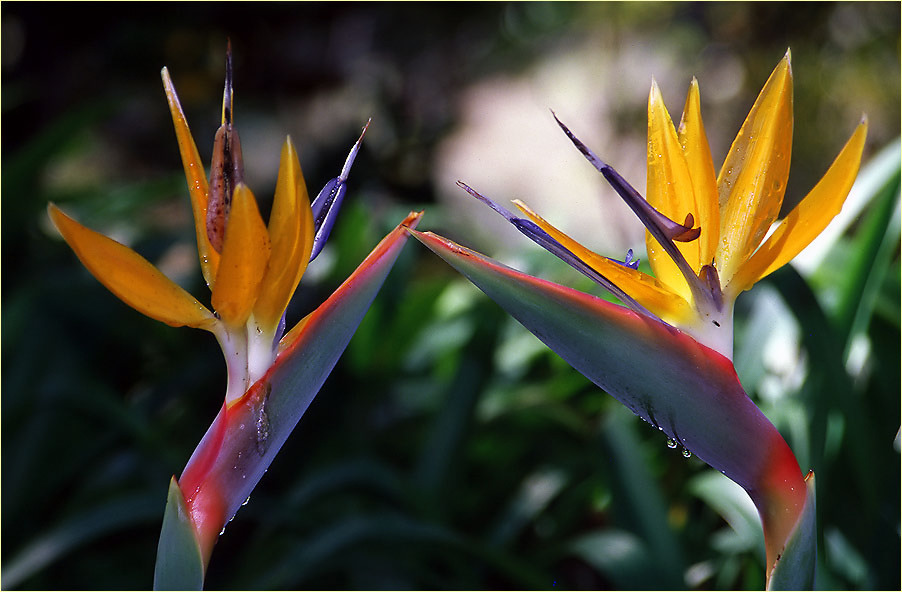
[411, 51, 866, 589]
[49, 47, 421, 588]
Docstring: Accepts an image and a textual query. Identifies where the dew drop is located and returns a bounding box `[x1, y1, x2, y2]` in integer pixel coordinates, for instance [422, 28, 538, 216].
[666, 438, 678, 449]
[242, 495, 251, 506]
[219, 526, 227, 536]
[681, 447, 692, 458]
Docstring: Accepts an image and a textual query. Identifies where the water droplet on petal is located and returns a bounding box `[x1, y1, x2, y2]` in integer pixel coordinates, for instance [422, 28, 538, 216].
[666, 438, 678, 449]
[681, 447, 692, 458]
[242, 496, 251, 506]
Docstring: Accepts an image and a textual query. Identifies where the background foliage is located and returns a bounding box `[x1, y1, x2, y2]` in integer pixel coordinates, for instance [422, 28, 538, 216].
[3, 3, 899, 589]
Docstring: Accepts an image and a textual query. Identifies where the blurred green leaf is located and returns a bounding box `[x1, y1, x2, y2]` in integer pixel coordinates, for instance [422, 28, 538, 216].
[689, 470, 763, 558]
[569, 529, 656, 589]
[3, 492, 160, 589]
[597, 407, 685, 588]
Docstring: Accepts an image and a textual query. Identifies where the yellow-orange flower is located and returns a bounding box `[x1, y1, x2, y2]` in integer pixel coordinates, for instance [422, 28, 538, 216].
[507, 51, 866, 357]
[49, 57, 364, 404]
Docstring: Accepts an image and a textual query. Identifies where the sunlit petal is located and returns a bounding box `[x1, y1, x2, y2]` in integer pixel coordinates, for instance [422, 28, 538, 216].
[513, 201, 693, 323]
[211, 184, 272, 326]
[254, 137, 314, 332]
[677, 77, 720, 268]
[161, 67, 220, 286]
[49, 204, 216, 329]
[646, 79, 699, 299]
[728, 117, 868, 295]
[553, 113, 708, 308]
[716, 51, 793, 284]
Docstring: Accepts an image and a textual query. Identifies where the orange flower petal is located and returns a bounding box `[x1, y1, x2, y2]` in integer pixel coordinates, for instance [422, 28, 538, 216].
[645, 79, 699, 300]
[729, 117, 868, 295]
[513, 201, 693, 324]
[677, 77, 720, 268]
[161, 67, 220, 287]
[715, 52, 793, 284]
[254, 137, 315, 332]
[211, 184, 271, 326]
[48, 204, 215, 329]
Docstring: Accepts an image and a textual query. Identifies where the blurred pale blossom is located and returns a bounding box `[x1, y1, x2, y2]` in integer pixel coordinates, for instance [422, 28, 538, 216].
[434, 40, 748, 260]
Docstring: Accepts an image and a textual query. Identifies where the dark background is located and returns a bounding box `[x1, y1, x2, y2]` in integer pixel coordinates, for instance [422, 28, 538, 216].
[3, 2, 899, 589]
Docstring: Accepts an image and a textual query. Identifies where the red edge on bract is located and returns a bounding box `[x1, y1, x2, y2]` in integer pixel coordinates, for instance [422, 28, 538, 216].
[278, 211, 423, 359]
[760, 426, 808, 581]
[412, 228, 809, 584]
[177, 401, 229, 565]
[175, 210, 423, 565]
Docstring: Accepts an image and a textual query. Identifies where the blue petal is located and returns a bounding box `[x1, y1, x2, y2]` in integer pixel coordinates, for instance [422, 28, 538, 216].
[457, 181, 662, 322]
[310, 119, 371, 262]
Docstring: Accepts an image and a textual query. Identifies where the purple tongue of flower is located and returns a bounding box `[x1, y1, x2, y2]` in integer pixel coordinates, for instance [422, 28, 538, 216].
[456, 181, 663, 323]
[309, 119, 371, 262]
[551, 112, 728, 312]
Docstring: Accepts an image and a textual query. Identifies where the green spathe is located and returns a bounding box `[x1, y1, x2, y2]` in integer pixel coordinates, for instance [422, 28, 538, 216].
[154, 477, 204, 590]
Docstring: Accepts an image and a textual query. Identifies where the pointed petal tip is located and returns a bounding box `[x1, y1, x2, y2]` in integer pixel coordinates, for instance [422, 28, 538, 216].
[47, 202, 66, 235]
[510, 198, 531, 212]
[283, 134, 297, 154]
[456, 181, 516, 221]
[359, 117, 372, 138]
[400, 210, 424, 230]
[648, 78, 664, 104]
[160, 67, 176, 96]
[407, 228, 460, 252]
[780, 49, 793, 77]
[338, 119, 371, 182]
[551, 113, 611, 172]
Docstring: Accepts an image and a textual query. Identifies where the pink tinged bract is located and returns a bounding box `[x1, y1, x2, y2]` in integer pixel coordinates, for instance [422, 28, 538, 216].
[410, 228, 810, 587]
[155, 212, 422, 582]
